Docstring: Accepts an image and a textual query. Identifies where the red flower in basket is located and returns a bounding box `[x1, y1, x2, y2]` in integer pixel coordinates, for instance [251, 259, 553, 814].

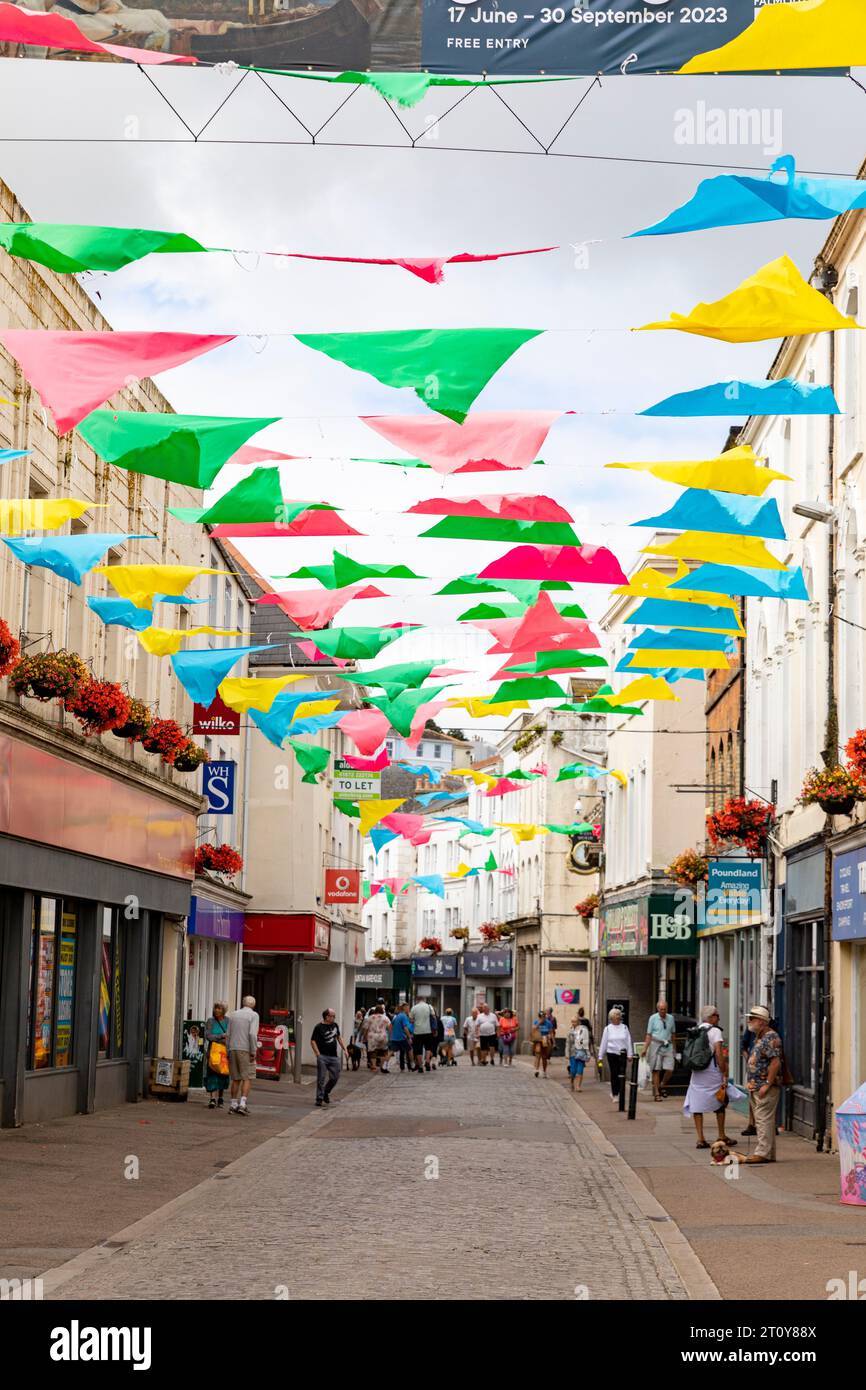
[111, 697, 153, 743]
[195, 843, 244, 878]
[66, 679, 132, 735]
[418, 936, 442, 953]
[479, 921, 504, 942]
[706, 797, 773, 856]
[0, 618, 20, 679]
[139, 718, 187, 764]
[574, 893, 600, 919]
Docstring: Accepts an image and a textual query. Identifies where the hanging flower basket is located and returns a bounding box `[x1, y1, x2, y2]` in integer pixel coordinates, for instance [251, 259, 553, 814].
[9, 650, 88, 703]
[450, 925, 470, 942]
[172, 739, 209, 773]
[195, 843, 244, 878]
[706, 796, 774, 856]
[140, 718, 188, 764]
[799, 765, 865, 817]
[111, 698, 154, 743]
[845, 729, 866, 784]
[0, 618, 20, 679]
[418, 936, 442, 953]
[373, 947, 392, 961]
[479, 921, 504, 943]
[575, 892, 600, 920]
[666, 850, 708, 888]
[66, 678, 132, 735]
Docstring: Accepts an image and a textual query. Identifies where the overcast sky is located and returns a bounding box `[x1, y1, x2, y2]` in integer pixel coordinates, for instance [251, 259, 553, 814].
[0, 58, 863, 713]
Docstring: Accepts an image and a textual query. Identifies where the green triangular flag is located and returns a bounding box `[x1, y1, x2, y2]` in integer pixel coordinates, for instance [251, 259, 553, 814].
[77, 410, 279, 490]
[420, 516, 580, 545]
[490, 676, 567, 702]
[436, 575, 571, 599]
[334, 798, 361, 818]
[341, 659, 443, 698]
[332, 552, 427, 585]
[503, 650, 607, 674]
[279, 563, 339, 587]
[294, 329, 541, 424]
[170, 466, 294, 525]
[457, 600, 587, 622]
[0, 223, 209, 274]
[311, 625, 417, 661]
[484, 851, 498, 870]
[344, 71, 433, 107]
[285, 738, 331, 784]
[545, 822, 593, 835]
[365, 685, 451, 736]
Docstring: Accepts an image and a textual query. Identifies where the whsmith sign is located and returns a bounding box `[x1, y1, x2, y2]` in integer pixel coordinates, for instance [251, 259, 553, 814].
[19, 1, 824, 78]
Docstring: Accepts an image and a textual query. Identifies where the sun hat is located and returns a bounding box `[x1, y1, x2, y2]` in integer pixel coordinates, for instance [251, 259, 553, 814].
[747, 1005, 771, 1022]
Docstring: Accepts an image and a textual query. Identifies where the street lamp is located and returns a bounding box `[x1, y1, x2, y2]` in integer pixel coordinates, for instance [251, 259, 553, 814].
[792, 501, 836, 525]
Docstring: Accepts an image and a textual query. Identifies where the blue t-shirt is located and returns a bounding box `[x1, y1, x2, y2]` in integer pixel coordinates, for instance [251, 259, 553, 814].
[391, 1012, 412, 1043]
[539, 1016, 555, 1036]
[646, 1013, 675, 1045]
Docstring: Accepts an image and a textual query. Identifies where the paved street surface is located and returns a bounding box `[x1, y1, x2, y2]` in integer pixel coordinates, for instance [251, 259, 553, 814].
[40, 1062, 700, 1301]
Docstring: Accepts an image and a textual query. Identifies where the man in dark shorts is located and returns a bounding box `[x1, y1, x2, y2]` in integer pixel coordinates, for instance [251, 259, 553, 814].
[476, 1002, 499, 1066]
[409, 997, 434, 1072]
[310, 1008, 349, 1107]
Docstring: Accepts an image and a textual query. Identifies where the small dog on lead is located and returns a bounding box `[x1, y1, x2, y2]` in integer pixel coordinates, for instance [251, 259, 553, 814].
[710, 1139, 745, 1166]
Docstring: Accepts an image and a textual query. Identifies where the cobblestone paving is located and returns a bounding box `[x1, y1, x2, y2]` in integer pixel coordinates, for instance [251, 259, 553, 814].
[47, 1066, 688, 1301]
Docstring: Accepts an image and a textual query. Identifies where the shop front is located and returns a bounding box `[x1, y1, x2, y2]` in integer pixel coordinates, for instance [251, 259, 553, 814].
[462, 948, 513, 1017]
[778, 843, 828, 1141]
[698, 858, 765, 1083]
[410, 951, 461, 1016]
[185, 890, 246, 1021]
[831, 837, 866, 1138]
[0, 737, 196, 1127]
[355, 964, 394, 1013]
[597, 891, 697, 1041]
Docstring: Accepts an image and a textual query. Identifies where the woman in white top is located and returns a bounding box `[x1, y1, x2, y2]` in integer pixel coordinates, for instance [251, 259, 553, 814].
[683, 1004, 737, 1149]
[566, 1017, 591, 1092]
[598, 1008, 634, 1104]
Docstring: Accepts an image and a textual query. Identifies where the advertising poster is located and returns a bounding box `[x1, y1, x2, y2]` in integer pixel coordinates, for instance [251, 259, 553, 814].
[183, 1019, 206, 1088]
[54, 912, 77, 1069]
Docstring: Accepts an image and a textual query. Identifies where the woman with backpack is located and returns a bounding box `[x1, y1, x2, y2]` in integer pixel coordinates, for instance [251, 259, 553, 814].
[683, 1004, 738, 1150]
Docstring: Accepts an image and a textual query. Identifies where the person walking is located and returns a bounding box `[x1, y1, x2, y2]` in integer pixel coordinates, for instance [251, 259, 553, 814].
[598, 1007, 633, 1104]
[349, 1009, 365, 1071]
[226, 995, 260, 1117]
[441, 1007, 459, 1066]
[311, 1007, 349, 1106]
[364, 1005, 391, 1073]
[743, 1005, 784, 1163]
[410, 996, 434, 1072]
[643, 999, 676, 1101]
[390, 1002, 414, 1072]
[476, 1002, 499, 1067]
[204, 1001, 230, 1109]
[682, 1004, 737, 1149]
[566, 1014, 591, 1091]
[498, 1008, 518, 1066]
[462, 1006, 480, 1066]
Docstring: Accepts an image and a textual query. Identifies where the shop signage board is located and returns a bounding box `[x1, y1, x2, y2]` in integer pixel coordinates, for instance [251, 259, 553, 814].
[411, 953, 460, 978]
[645, 893, 697, 958]
[462, 949, 512, 976]
[832, 846, 866, 942]
[333, 758, 381, 802]
[203, 760, 236, 815]
[703, 859, 764, 933]
[600, 899, 646, 956]
[325, 869, 362, 904]
[356, 966, 394, 988]
[20, 0, 828, 79]
[188, 896, 245, 943]
[193, 695, 240, 737]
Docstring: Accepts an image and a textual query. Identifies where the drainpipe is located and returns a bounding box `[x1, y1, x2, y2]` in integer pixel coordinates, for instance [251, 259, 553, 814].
[816, 262, 839, 1153]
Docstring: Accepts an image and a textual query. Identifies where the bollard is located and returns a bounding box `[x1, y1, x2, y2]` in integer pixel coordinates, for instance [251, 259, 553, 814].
[627, 1055, 640, 1120]
[618, 1064, 626, 1113]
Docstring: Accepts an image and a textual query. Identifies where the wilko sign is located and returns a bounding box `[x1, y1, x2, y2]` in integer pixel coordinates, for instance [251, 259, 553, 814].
[325, 869, 361, 904]
[193, 695, 240, 737]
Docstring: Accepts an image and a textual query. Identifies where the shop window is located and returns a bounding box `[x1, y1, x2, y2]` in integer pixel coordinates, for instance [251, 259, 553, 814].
[99, 907, 126, 1058]
[27, 897, 77, 1070]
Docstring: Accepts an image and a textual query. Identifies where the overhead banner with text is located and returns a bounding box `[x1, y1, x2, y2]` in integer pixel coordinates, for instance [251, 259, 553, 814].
[0, 0, 846, 76]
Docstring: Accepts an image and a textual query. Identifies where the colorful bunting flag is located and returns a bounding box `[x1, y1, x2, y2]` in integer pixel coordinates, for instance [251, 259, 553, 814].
[169, 466, 289, 525]
[76, 410, 278, 490]
[171, 644, 272, 707]
[310, 625, 418, 661]
[363, 412, 560, 473]
[0, 498, 98, 536]
[1, 532, 149, 584]
[95, 564, 228, 609]
[606, 444, 789, 496]
[678, 0, 864, 74]
[218, 675, 306, 713]
[138, 626, 241, 658]
[633, 489, 786, 540]
[642, 533, 786, 569]
[478, 545, 627, 584]
[668, 564, 810, 600]
[285, 738, 331, 784]
[359, 799, 407, 837]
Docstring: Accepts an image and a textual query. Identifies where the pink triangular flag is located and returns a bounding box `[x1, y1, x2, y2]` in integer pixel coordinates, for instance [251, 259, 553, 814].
[339, 708, 390, 756]
[405, 700, 449, 752]
[255, 583, 385, 630]
[0, 3, 196, 62]
[411, 827, 434, 846]
[294, 639, 351, 667]
[361, 411, 562, 475]
[343, 748, 391, 772]
[479, 545, 627, 584]
[407, 493, 572, 522]
[227, 446, 303, 467]
[483, 778, 524, 797]
[0, 330, 234, 433]
[210, 513, 364, 539]
[381, 812, 426, 839]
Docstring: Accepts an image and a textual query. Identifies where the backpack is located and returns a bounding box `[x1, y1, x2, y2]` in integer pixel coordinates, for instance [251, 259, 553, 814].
[682, 1025, 714, 1072]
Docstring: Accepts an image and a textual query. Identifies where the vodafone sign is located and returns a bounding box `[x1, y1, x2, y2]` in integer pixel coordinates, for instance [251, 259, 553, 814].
[325, 869, 361, 905]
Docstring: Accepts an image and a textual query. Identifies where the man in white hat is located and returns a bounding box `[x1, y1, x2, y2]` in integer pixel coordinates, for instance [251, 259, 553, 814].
[743, 1005, 783, 1162]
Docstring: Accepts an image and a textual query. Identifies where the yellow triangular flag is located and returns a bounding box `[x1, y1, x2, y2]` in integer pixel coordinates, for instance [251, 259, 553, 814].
[495, 822, 551, 844]
[359, 798, 407, 836]
[448, 697, 531, 717]
[95, 564, 230, 609]
[608, 676, 679, 706]
[0, 497, 99, 535]
[638, 255, 860, 343]
[642, 533, 787, 570]
[447, 862, 473, 879]
[138, 626, 240, 657]
[624, 649, 730, 671]
[451, 767, 498, 787]
[679, 0, 866, 74]
[219, 675, 305, 713]
[292, 698, 340, 722]
[607, 445, 789, 496]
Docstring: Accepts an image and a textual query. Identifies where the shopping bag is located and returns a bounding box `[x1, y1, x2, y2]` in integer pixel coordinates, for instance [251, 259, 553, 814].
[452, 1038, 464, 1057]
[637, 1057, 650, 1091]
[209, 1041, 229, 1076]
